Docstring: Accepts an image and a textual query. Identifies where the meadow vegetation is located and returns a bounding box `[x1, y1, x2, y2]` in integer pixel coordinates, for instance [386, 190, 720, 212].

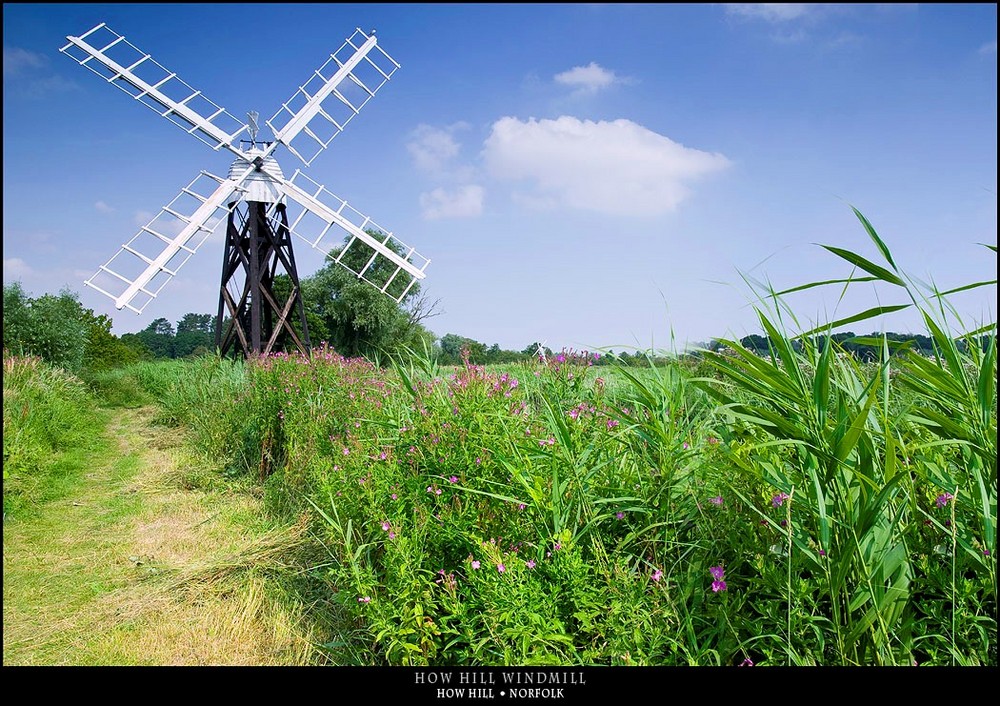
[3, 209, 995, 666]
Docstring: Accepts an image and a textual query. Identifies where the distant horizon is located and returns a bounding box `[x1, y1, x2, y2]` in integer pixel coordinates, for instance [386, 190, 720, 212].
[4, 4, 995, 353]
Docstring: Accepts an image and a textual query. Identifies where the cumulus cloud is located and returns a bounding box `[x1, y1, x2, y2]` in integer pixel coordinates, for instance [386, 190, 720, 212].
[3, 257, 35, 282]
[407, 123, 470, 176]
[3, 46, 47, 77]
[980, 40, 997, 56]
[723, 4, 814, 23]
[3, 46, 78, 98]
[419, 185, 484, 220]
[94, 200, 115, 214]
[553, 62, 629, 96]
[482, 116, 730, 217]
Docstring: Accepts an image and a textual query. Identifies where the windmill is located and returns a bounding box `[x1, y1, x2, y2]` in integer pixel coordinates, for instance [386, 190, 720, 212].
[60, 23, 429, 357]
[535, 340, 548, 363]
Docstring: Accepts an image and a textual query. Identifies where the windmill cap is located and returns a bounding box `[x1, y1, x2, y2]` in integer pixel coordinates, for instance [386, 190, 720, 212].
[229, 149, 285, 203]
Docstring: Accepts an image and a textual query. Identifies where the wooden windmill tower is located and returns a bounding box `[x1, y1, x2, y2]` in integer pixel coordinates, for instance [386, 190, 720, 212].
[61, 24, 429, 357]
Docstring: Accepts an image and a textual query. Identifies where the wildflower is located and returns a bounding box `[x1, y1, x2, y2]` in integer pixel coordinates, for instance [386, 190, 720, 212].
[707, 436, 719, 445]
[379, 451, 388, 460]
[651, 569, 663, 582]
[682, 442, 690, 450]
[709, 496, 724, 506]
[388, 531, 396, 540]
[771, 492, 789, 508]
[436, 488, 442, 496]
[818, 549, 826, 557]
[709, 565, 727, 592]
[342, 447, 350, 456]
[518, 503, 526, 511]
[471, 560, 481, 570]
[391, 493, 398, 500]
[607, 419, 619, 430]
[497, 563, 506, 573]
[381, 521, 391, 531]
[358, 596, 371, 603]
[448, 475, 458, 483]
[739, 658, 754, 667]
[526, 560, 536, 569]
[616, 512, 625, 520]
[935, 493, 954, 508]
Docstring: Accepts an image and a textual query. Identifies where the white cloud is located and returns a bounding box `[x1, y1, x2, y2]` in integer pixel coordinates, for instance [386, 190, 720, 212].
[979, 40, 998, 56]
[482, 116, 730, 217]
[3, 46, 47, 77]
[723, 4, 814, 23]
[553, 62, 628, 96]
[407, 123, 469, 176]
[134, 210, 155, 227]
[3, 257, 35, 282]
[94, 200, 115, 214]
[3, 47, 79, 98]
[419, 185, 484, 220]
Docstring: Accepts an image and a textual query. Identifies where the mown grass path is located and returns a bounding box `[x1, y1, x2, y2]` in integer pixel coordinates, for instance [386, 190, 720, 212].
[3, 405, 320, 665]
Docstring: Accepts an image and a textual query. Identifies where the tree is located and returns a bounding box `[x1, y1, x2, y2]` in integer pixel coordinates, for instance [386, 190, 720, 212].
[2, 283, 87, 370]
[136, 317, 175, 359]
[174, 312, 215, 357]
[301, 233, 432, 359]
[81, 309, 143, 370]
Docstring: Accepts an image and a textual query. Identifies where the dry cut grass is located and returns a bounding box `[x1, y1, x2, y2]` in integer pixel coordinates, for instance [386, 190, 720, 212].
[3, 406, 324, 666]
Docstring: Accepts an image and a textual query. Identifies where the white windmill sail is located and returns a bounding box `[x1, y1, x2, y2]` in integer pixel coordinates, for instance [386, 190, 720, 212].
[84, 171, 246, 313]
[278, 171, 429, 303]
[60, 23, 249, 155]
[266, 28, 400, 166]
[64, 23, 428, 318]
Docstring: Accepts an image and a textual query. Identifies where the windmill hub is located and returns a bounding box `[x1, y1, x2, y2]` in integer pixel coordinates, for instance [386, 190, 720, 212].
[228, 148, 284, 204]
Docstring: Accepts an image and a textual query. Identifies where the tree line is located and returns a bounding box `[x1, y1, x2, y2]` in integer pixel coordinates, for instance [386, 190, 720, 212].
[4, 276, 986, 373]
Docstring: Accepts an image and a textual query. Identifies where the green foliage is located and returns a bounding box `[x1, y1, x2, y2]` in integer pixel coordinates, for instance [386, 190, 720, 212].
[3, 352, 106, 515]
[75, 207, 992, 667]
[3, 283, 88, 371]
[81, 309, 143, 371]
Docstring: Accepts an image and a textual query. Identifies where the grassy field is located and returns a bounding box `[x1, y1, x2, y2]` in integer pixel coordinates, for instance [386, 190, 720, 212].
[3, 361, 328, 665]
[4, 215, 996, 666]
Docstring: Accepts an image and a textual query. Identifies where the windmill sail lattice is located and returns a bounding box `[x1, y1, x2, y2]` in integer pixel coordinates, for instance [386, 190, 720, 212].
[62, 23, 429, 356]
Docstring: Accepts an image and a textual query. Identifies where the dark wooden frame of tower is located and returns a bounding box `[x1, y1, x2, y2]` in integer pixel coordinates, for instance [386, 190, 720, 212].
[215, 192, 311, 358]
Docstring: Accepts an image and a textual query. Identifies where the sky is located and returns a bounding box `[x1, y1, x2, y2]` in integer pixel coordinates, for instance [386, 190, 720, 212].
[3, 3, 997, 354]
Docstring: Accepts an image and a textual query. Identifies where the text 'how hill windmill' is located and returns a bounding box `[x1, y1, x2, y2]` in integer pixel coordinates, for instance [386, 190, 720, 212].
[61, 23, 430, 357]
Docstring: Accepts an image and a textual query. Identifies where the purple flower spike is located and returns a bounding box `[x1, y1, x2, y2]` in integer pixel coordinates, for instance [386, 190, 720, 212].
[935, 493, 954, 508]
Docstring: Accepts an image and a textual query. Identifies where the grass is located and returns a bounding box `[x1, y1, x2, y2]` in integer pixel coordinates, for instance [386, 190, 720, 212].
[164, 207, 992, 667]
[3, 403, 330, 665]
[4, 207, 994, 667]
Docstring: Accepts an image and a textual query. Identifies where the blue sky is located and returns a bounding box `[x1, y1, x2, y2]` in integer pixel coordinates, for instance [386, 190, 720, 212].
[3, 3, 996, 353]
